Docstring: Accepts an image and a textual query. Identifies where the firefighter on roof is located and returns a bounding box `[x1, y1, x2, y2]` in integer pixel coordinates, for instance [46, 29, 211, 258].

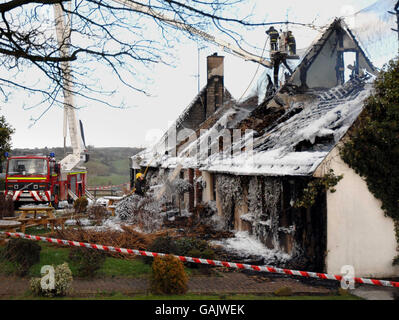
[287, 31, 296, 55]
[266, 26, 279, 52]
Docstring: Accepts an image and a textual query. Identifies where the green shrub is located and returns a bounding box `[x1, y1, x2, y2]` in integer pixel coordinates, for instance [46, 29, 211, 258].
[150, 255, 188, 295]
[200, 248, 216, 260]
[69, 247, 106, 278]
[30, 262, 73, 297]
[73, 197, 88, 213]
[87, 205, 108, 225]
[145, 236, 216, 269]
[186, 248, 215, 261]
[3, 238, 41, 276]
[294, 170, 343, 208]
[176, 238, 215, 269]
[174, 237, 209, 256]
[186, 248, 215, 272]
[143, 235, 178, 264]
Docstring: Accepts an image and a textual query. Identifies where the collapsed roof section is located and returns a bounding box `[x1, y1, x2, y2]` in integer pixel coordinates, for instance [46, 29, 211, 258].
[202, 76, 373, 176]
[285, 19, 375, 92]
[132, 19, 377, 177]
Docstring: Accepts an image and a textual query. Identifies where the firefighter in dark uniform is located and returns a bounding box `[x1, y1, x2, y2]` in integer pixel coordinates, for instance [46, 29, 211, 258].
[287, 31, 296, 55]
[134, 172, 146, 196]
[266, 26, 279, 51]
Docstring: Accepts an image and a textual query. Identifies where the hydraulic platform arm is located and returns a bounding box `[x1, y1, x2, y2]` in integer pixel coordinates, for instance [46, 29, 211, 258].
[53, 4, 87, 172]
[111, 0, 273, 69]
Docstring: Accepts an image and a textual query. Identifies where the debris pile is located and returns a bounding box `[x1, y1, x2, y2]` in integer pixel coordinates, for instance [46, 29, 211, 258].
[167, 178, 193, 195]
[51, 224, 166, 257]
[115, 194, 164, 233]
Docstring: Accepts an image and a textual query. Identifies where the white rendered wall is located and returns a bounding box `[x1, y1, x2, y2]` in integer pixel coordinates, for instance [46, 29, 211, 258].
[315, 146, 399, 278]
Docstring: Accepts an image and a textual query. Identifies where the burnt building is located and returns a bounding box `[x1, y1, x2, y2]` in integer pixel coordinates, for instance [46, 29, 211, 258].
[131, 19, 399, 277]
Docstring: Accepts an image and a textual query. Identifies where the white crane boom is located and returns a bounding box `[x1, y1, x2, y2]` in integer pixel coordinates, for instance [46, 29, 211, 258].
[111, 0, 272, 68]
[53, 4, 86, 172]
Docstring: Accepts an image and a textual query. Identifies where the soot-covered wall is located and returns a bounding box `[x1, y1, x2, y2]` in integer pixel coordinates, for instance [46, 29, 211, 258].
[214, 173, 327, 271]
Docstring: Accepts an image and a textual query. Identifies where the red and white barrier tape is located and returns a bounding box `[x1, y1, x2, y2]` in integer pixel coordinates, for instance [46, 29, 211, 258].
[1, 231, 398, 288]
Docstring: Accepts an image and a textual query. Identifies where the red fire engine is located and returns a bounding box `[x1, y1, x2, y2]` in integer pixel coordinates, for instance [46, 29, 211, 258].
[4, 153, 87, 209]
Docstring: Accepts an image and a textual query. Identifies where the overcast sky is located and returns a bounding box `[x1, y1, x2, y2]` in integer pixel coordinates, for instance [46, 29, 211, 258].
[0, 0, 386, 149]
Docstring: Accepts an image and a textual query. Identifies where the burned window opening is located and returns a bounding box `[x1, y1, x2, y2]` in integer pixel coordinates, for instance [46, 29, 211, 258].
[294, 134, 335, 152]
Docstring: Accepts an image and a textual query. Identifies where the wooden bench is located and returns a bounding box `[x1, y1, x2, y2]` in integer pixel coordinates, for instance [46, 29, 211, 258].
[107, 205, 117, 217]
[0, 220, 22, 233]
[17, 206, 55, 220]
[103, 196, 123, 216]
[0, 208, 91, 238]
[47, 217, 71, 231]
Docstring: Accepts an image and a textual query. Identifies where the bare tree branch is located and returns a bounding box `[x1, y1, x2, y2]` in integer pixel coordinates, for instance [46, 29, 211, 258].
[0, 0, 274, 116]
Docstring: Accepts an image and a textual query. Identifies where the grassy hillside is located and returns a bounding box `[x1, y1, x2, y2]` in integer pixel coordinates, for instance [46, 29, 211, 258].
[10, 146, 143, 187]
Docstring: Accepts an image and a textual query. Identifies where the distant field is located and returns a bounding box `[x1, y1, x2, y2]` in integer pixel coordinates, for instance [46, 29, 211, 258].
[88, 174, 129, 187]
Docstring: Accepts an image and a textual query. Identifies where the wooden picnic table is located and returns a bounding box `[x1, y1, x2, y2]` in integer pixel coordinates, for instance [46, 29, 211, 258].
[17, 206, 55, 220]
[0, 220, 22, 232]
[103, 196, 124, 216]
[0, 209, 86, 235]
[1, 206, 57, 233]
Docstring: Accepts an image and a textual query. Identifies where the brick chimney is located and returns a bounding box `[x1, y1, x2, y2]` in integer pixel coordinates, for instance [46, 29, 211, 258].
[206, 53, 224, 118]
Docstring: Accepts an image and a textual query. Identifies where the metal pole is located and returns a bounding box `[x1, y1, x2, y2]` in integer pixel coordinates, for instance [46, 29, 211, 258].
[197, 46, 200, 93]
[196, 45, 206, 93]
[388, 1, 399, 54]
[397, 5, 399, 55]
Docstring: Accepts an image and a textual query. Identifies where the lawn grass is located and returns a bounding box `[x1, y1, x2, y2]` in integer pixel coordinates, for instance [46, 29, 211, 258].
[28, 243, 152, 278]
[98, 256, 151, 278]
[5, 292, 363, 300]
[28, 243, 77, 277]
[0, 238, 152, 279]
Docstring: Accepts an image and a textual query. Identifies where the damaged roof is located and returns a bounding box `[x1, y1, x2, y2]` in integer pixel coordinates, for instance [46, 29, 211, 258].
[202, 76, 373, 176]
[133, 19, 377, 177]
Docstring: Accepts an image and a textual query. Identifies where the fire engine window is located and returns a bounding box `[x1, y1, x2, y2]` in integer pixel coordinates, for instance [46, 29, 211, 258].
[70, 175, 77, 193]
[7, 159, 48, 175]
